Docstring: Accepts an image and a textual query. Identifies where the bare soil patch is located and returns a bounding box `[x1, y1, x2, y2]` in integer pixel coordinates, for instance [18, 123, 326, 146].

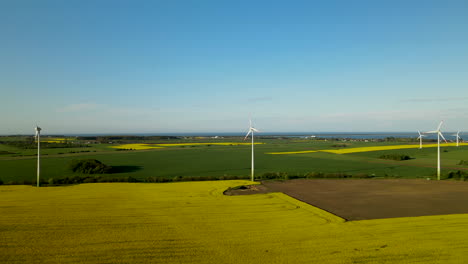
[223, 184, 270, 195]
[228, 179, 468, 221]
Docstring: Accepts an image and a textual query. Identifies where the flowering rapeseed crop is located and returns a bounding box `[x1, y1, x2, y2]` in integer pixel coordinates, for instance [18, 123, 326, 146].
[111, 142, 264, 150]
[110, 144, 164, 150]
[42, 138, 68, 143]
[154, 143, 264, 147]
[268, 143, 468, 155]
[2, 181, 468, 263]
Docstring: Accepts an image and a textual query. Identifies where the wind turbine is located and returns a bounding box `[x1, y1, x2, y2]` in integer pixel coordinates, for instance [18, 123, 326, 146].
[425, 121, 447, 180]
[417, 130, 426, 149]
[244, 119, 259, 182]
[453, 131, 461, 147]
[35, 125, 42, 187]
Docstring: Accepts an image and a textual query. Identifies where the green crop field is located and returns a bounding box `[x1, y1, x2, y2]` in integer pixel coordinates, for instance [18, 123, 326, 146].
[1, 181, 468, 263]
[1, 137, 468, 184]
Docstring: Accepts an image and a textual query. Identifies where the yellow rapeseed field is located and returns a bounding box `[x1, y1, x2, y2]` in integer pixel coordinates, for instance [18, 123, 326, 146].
[268, 142, 468, 155]
[110, 143, 165, 150]
[42, 138, 68, 143]
[111, 142, 264, 150]
[1, 181, 468, 263]
[153, 142, 263, 147]
[321, 143, 468, 154]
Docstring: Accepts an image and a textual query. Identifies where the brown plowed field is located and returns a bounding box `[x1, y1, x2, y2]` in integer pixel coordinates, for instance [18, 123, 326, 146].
[233, 179, 468, 221]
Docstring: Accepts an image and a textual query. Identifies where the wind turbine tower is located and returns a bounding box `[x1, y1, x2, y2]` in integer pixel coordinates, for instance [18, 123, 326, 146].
[244, 119, 259, 182]
[35, 126, 42, 187]
[453, 131, 461, 147]
[417, 130, 426, 149]
[425, 121, 447, 180]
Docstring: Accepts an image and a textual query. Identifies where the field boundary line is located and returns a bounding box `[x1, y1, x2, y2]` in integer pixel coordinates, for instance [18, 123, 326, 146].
[270, 192, 346, 224]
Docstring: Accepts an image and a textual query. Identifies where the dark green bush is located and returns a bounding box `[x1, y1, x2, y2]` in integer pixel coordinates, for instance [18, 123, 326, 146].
[331, 144, 347, 148]
[83, 177, 97, 183]
[21, 179, 32, 185]
[256, 171, 373, 179]
[379, 154, 411, 161]
[458, 160, 468, 166]
[323, 172, 351, 178]
[31, 179, 45, 186]
[261, 172, 279, 179]
[446, 170, 468, 180]
[353, 173, 371, 178]
[68, 159, 112, 174]
[260, 172, 289, 180]
[305, 172, 324, 178]
[127, 176, 138, 182]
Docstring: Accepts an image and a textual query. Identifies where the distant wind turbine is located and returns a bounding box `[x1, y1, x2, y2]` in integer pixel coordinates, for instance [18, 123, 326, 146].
[244, 119, 259, 182]
[453, 131, 462, 147]
[425, 121, 447, 180]
[35, 125, 42, 187]
[417, 130, 426, 149]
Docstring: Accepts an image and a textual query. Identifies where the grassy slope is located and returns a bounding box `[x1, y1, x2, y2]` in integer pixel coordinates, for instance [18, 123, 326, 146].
[0, 141, 467, 182]
[1, 181, 468, 263]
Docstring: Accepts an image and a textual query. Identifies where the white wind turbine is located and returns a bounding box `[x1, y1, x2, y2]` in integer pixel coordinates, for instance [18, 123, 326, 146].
[417, 130, 426, 149]
[244, 119, 259, 182]
[35, 125, 42, 187]
[453, 131, 462, 147]
[425, 121, 447, 180]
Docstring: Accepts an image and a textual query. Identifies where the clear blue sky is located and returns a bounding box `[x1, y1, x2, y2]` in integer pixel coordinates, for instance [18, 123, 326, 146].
[1, 0, 468, 134]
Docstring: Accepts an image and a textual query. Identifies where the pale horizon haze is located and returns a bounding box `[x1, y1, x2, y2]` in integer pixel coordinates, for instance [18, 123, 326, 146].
[1, 0, 468, 135]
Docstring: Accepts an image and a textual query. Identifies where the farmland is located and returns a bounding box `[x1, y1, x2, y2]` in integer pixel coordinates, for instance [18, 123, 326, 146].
[2, 137, 468, 263]
[2, 181, 468, 263]
[1, 136, 468, 184]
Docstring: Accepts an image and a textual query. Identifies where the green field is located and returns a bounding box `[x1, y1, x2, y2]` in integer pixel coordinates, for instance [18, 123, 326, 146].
[2, 181, 468, 263]
[1, 137, 468, 183]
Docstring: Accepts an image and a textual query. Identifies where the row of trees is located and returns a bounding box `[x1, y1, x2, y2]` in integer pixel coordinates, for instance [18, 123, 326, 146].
[77, 136, 180, 141]
[3, 170, 468, 186]
[0, 140, 89, 149]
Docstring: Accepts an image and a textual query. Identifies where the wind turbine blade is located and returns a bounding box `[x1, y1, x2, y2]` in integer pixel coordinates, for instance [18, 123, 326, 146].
[417, 136, 421, 140]
[426, 130, 438, 134]
[439, 132, 448, 143]
[437, 121, 443, 131]
[418, 130, 422, 136]
[244, 130, 252, 141]
[251, 128, 259, 132]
